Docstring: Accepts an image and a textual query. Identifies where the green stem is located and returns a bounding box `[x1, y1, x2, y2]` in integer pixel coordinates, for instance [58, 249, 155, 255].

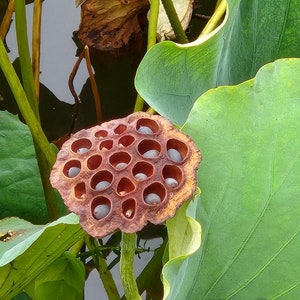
[85, 237, 120, 300]
[161, 0, 189, 44]
[120, 233, 141, 300]
[199, 0, 226, 37]
[14, 0, 39, 118]
[133, 0, 159, 112]
[147, 0, 159, 50]
[0, 39, 59, 221]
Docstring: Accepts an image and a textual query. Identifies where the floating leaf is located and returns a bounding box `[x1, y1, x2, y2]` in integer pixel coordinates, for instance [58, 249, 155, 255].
[163, 58, 300, 298]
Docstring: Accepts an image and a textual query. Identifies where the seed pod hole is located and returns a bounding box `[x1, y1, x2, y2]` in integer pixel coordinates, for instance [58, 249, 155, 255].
[91, 170, 113, 190]
[71, 138, 92, 154]
[63, 160, 81, 178]
[118, 135, 135, 147]
[122, 199, 136, 219]
[109, 152, 131, 170]
[143, 182, 166, 205]
[74, 182, 86, 199]
[162, 165, 182, 188]
[138, 139, 161, 159]
[132, 161, 154, 181]
[100, 140, 113, 151]
[166, 139, 188, 162]
[117, 177, 135, 196]
[136, 118, 159, 134]
[114, 124, 127, 134]
[87, 155, 102, 170]
[95, 130, 108, 138]
[91, 197, 111, 219]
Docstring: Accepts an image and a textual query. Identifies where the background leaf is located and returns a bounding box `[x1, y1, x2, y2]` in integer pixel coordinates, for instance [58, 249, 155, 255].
[163, 58, 300, 298]
[0, 213, 84, 300]
[31, 252, 85, 300]
[0, 110, 66, 223]
[135, 0, 300, 124]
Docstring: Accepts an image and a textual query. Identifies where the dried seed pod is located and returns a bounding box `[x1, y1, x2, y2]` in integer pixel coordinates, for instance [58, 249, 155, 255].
[50, 112, 201, 238]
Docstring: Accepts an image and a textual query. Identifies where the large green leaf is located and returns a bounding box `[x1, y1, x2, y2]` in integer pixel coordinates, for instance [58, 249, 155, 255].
[135, 0, 300, 125]
[0, 213, 84, 300]
[163, 58, 300, 298]
[31, 252, 85, 300]
[0, 110, 65, 223]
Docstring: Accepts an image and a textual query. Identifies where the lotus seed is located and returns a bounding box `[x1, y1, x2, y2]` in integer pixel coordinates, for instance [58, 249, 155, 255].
[144, 193, 161, 205]
[93, 204, 110, 219]
[165, 177, 178, 188]
[138, 126, 153, 134]
[142, 149, 159, 159]
[134, 173, 148, 181]
[95, 181, 110, 190]
[68, 167, 80, 178]
[125, 209, 134, 218]
[115, 162, 127, 169]
[77, 147, 89, 154]
[167, 148, 182, 162]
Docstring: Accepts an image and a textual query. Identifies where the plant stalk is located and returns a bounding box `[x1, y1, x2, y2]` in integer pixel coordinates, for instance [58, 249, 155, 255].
[199, 0, 226, 37]
[120, 232, 141, 300]
[32, 0, 43, 101]
[161, 0, 188, 44]
[14, 0, 39, 119]
[85, 237, 120, 300]
[0, 39, 59, 221]
[133, 0, 159, 112]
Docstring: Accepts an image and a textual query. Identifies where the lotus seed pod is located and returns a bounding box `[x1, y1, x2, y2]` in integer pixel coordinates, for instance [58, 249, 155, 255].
[142, 149, 159, 159]
[77, 147, 89, 154]
[93, 204, 110, 219]
[165, 177, 178, 188]
[95, 181, 110, 191]
[68, 167, 80, 178]
[134, 173, 148, 181]
[167, 148, 182, 162]
[138, 126, 154, 134]
[144, 193, 162, 205]
[50, 111, 201, 238]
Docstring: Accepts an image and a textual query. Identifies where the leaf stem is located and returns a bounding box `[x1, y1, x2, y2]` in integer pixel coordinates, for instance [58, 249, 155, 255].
[199, 0, 226, 36]
[0, 0, 15, 40]
[120, 232, 141, 300]
[14, 0, 39, 118]
[0, 39, 59, 221]
[32, 0, 42, 101]
[85, 237, 120, 300]
[134, 0, 159, 112]
[161, 0, 189, 44]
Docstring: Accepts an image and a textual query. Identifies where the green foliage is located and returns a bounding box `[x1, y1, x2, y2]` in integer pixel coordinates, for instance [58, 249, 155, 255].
[135, 0, 300, 124]
[163, 58, 300, 298]
[0, 214, 85, 300]
[29, 252, 85, 300]
[1, 0, 300, 299]
[0, 111, 66, 223]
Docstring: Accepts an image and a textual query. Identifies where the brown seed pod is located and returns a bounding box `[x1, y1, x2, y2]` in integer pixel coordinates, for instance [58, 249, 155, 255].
[50, 112, 201, 238]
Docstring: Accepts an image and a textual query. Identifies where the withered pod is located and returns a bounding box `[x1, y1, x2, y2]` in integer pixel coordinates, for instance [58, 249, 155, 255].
[50, 112, 201, 238]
